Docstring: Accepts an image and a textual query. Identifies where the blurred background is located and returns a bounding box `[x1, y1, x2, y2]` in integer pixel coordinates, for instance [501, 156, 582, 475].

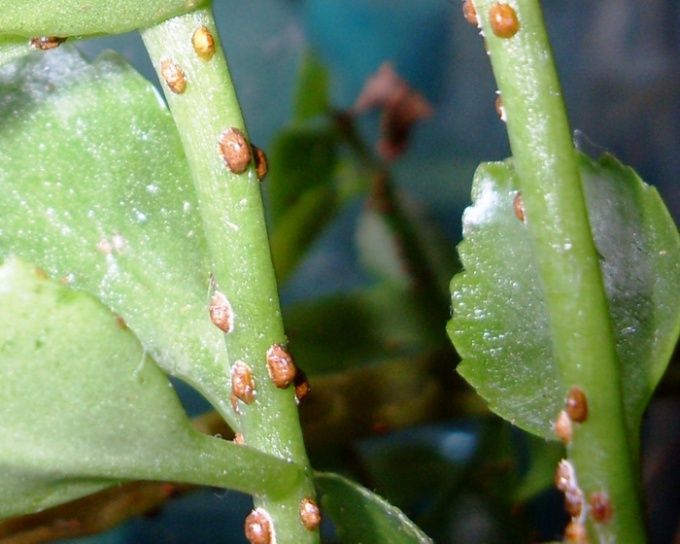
[47, 0, 680, 542]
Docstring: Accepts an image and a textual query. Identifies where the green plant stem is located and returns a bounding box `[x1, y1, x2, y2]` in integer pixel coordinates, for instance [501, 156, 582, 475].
[473, 0, 646, 541]
[141, 8, 317, 543]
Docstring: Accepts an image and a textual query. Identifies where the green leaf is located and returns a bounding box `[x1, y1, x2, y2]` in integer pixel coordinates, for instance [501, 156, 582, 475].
[0, 258, 302, 519]
[448, 153, 680, 440]
[284, 285, 428, 375]
[294, 51, 330, 123]
[316, 472, 433, 544]
[0, 35, 30, 67]
[0, 48, 238, 424]
[270, 185, 338, 284]
[267, 125, 338, 228]
[0, 0, 209, 37]
[267, 123, 341, 282]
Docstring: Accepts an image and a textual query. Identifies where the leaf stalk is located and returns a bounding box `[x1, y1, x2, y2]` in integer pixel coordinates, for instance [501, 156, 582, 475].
[141, 7, 318, 543]
[473, 0, 646, 540]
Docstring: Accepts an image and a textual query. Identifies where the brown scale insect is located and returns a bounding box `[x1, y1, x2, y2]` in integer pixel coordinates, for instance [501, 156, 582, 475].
[563, 520, 587, 544]
[299, 497, 321, 531]
[293, 367, 310, 404]
[564, 487, 583, 518]
[495, 93, 507, 122]
[252, 145, 269, 181]
[553, 409, 572, 444]
[488, 3, 520, 39]
[462, 0, 478, 26]
[30, 36, 67, 50]
[230, 392, 240, 414]
[114, 315, 128, 330]
[245, 508, 273, 544]
[565, 386, 588, 423]
[192, 25, 215, 61]
[233, 432, 245, 445]
[219, 127, 252, 174]
[266, 343, 297, 389]
[232, 361, 256, 405]
[589, 491, 613, 524]
[555, 459, 574, 493]
[513, 191, 525, 222]
[160, 58, 187, 94]
[209, 290, 234, 333]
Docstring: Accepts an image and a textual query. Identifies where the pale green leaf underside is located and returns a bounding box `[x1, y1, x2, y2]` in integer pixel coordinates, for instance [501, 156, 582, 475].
[0, 259, 301, 519]
[0, 0, 208, 37]
[448, 153, 680, 439]
[0, 47, 237, 425]
[316, 472, 433, 544]
[0, 35, 30, 67]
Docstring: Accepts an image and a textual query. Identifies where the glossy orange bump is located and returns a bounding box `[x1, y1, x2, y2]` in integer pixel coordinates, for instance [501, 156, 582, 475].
[564, 520, 587, 544]
[589, 491, 613, 524]
[513, 191, 525, 222]
[462, 0, 478, 26]
[160, 58, 186, 94]
[219, 128, 252, 174]
[488, 3, 520, 39]
[299, 497, 321, 531]
[209, 290, 234, 333]
[565, 386, 588, 423]
[30, 36, 66, 50]
[553, 410, 572, 444]
[192, 26, 215, 61]
[266, 343, 297, 388]
[232, 361, 255, 405]
[245, 508, 272, 544]
[252, 145, 269, 181]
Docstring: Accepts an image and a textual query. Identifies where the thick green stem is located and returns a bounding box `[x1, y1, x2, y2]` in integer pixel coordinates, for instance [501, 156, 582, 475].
[473, 0, 645, 541]
[141, 8, 318, 543]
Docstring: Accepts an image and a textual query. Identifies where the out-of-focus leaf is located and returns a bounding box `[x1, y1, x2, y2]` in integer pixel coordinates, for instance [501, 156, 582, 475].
[294, 51, 330, 123]
[267, 125, 338, 227]
[271, 186, 338, 284]
[357, 432, 468, 512]
[0, 47, 238, 424]
[316, 472, 433, 544]
[356, 194, 460, 293]
[0, 0, 208, 37]
[356, 206, 411, 287]
[448, 153, 680, 439]
[0, 259, 301, 519]
[285, 284, 428, 375]
[513, 437, 564, 502]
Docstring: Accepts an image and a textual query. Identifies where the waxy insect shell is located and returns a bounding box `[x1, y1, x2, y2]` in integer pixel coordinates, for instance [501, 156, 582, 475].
[489, 3, 520, 39]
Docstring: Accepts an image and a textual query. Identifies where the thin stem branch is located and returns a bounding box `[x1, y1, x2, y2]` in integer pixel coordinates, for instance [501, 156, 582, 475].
[141, 8, 317, 543]
[473, 0, 646, 541]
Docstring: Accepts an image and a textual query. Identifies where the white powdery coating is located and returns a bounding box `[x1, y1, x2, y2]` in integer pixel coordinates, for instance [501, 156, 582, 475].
[463, 177, 502, 228]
